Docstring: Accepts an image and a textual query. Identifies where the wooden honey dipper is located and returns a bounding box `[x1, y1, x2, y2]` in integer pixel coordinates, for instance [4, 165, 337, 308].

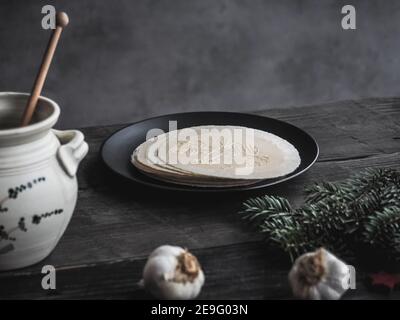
[21, 12, 69, 126]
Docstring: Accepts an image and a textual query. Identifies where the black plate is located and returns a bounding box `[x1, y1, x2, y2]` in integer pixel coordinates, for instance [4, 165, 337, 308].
[101, 112, 319, 192]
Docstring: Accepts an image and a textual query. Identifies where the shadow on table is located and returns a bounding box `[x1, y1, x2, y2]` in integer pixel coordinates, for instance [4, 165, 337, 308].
[80, 154, 308, 207]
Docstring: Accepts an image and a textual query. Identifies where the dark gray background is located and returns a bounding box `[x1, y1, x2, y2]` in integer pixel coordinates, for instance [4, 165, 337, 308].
[1, 0, 399, 128]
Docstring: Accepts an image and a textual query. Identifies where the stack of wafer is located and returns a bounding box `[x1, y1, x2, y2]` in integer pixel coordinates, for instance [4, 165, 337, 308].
[131, 126, 301, 187]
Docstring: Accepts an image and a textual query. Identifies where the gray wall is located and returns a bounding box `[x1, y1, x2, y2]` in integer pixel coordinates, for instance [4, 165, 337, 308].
[1, 0, 400, 128]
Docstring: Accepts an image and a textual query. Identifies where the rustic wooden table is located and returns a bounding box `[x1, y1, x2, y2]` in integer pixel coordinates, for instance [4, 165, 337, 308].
[1, 98, 399, 299]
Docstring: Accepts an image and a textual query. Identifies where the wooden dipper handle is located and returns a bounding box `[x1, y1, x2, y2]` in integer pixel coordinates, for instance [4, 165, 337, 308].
[21, 12, 69, 126]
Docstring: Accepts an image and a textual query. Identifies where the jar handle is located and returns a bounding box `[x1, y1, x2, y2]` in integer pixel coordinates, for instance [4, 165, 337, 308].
[53, 129, 89, 177]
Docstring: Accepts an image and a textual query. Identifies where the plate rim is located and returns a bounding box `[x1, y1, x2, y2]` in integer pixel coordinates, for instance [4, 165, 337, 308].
[100, 111, 319, 192]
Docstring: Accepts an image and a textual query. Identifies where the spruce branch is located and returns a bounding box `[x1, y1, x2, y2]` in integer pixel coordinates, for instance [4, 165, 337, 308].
[239, 168, 400, 262]
[241, 195, 293, 225]
[363, 206, 400, 258]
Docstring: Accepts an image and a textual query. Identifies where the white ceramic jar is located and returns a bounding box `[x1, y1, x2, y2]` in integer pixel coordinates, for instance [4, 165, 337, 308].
[0, 92, 88, 270]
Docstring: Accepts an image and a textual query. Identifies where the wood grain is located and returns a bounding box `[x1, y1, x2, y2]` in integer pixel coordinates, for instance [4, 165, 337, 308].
[1, 242, 399, 299]
[1, 98, 399, 299]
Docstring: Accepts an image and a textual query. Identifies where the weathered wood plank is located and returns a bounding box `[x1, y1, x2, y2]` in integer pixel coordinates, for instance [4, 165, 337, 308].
[356, 97, 400, 126]
[1, 242, 398, 300]
[0, 152, 398, 278]
[257, 102, 399, 161]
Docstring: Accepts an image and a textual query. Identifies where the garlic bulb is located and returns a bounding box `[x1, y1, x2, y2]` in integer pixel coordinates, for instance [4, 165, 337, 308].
[141, 245, 205, 300]
[288, 248, 350, 300]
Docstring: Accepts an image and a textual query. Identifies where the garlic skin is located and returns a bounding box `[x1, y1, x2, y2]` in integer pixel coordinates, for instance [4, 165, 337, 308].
[288, 248, 350, 300]
[142, 245, 205, 300]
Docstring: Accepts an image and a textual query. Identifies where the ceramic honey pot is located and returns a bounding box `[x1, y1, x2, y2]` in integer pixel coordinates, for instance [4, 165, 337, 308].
[0, 92, 88, 270]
